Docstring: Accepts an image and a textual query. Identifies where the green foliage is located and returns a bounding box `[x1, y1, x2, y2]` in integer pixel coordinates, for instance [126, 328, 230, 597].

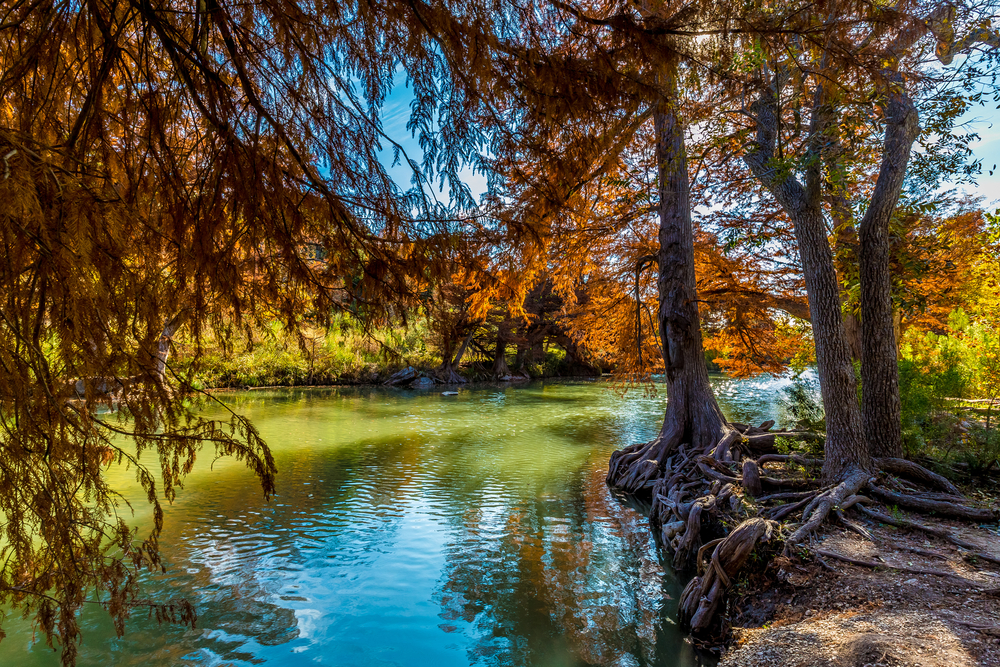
[898, 357, 968, 456]
[177, 316, 441, 388]
[898, 307, 1000, 471]
[774, 436, 824, 458]
[780, 379, 826, 432]
[524, 346, 571, 378]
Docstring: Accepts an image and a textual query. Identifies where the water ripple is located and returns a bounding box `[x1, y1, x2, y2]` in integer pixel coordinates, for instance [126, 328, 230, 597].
[0, 378, 807, 667]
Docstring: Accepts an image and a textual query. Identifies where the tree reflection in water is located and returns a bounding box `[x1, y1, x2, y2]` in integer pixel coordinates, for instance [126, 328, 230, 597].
[0, 381, 746, 666]
[434, 462, 707, 666]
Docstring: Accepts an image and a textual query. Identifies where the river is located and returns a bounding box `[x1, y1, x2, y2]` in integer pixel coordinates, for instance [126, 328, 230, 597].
[0, 373, 818, 667]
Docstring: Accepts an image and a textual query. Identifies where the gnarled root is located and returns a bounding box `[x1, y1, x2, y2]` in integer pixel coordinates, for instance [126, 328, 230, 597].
[853, 504, 1000, 566]
[678, 518, 780, 634]
[781, 457, 997, 547]
[607, 435, 679, 493]
[641, 432, 998, 642]
[784, 469, 870, 547]
[876, 457, 961, 496]
[867, 484, 997, 521]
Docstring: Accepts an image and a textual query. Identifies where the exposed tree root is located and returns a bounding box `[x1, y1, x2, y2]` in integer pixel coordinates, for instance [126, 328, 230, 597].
[867, 484, 997, 521]
[785, 468, 870, 546]
[876, 457, 961, 495]
[607, 435, 681, 493]
[810, 548, 983, 585]
[678, 518, 780, 633]
[609, 424, 1000, 639]
[757, 453, 823, 467]
[853, 504, 1000, 566]
[943, 616, 1000, 638]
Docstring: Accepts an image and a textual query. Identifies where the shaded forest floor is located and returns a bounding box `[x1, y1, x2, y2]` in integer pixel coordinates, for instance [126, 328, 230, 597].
[720, 498, 1000, 667]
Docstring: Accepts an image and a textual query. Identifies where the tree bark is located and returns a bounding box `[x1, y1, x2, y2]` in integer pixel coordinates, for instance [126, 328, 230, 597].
[437, 325, 476, 383]
[744, 83, 870, 483]
[857, 75, 918, 459]
[606, 56, 730, 492]
[492, 337, 510, 377]
[155, 312, 186, 378]
[828, 160, 862, 363]
[653, 72, 729, 454]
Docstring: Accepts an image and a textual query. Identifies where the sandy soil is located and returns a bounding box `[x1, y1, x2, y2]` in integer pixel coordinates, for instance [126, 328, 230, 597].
[719, 511, 1000, 667]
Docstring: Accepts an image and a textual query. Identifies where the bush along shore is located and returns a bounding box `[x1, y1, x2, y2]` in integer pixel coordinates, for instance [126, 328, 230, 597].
[172, 318, 599, 390]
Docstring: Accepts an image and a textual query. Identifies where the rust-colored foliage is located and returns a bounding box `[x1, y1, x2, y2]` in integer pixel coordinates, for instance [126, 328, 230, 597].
[0, 0, 487, 661]
[894, 208, 996, 336]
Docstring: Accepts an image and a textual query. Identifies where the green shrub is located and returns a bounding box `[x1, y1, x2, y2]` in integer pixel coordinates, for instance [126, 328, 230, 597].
[780, 378, 825, 432]
[174, 316, 441, 388]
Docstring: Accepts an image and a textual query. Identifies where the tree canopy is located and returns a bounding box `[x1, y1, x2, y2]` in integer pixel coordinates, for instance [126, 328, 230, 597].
[1, 0, 998, 661]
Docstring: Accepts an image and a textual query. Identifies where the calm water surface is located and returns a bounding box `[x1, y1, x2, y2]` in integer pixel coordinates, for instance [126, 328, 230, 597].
[1, 374, 815, 667]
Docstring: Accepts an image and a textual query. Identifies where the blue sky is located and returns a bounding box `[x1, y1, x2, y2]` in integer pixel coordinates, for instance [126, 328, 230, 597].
[959, 103, 1000, 208]
[376, 75, 1000, 212]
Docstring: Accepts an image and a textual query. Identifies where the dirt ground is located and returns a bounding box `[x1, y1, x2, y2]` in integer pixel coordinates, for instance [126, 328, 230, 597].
[718, 509, 1000, 667]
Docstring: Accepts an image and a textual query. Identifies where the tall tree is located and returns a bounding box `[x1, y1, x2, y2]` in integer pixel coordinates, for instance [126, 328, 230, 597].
[389, 0, 738, 492]
[739, 2, 998, 470]
[0, 0, 481, 659]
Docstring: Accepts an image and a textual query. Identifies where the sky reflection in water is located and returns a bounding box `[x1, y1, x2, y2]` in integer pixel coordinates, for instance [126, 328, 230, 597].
[2, 374, 815, 666]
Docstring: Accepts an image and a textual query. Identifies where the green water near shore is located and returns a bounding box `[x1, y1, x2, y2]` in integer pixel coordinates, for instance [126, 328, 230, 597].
[0, 374, 812, 666]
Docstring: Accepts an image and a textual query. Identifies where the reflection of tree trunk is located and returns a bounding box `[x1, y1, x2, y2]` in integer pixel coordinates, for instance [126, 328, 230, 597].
[858, 78, 917, 460]
[607, 57, 729, 493]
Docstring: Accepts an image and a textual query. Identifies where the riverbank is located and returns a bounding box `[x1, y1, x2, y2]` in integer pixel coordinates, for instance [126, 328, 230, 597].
[720, 505, 1000, 667]
[173, 320, 592, 389]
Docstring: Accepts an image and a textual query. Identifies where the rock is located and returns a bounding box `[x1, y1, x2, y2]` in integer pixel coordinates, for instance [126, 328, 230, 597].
[411, 376, 436, 387]
[904, 578, 919, 585]
[441, 391, 459, 396]
[385, 366, 418, 386]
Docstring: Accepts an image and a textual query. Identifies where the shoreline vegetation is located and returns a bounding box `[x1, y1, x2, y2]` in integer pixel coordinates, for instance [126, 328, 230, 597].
[173, 317, 604, 390]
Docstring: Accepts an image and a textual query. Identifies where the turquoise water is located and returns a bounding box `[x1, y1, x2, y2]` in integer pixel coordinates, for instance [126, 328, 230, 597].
[0, 375, 812, 666]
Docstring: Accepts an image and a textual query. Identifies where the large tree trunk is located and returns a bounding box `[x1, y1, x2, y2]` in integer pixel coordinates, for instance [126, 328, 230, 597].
[744, 83, 870, 483]
[857, 76, 918, 459]
[437, 325, 475, 383]
[827, 162, 862, 363]
[653, 66, 728, 453]
[607, 57, 729, 493]
[492, 337, 510, 377]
